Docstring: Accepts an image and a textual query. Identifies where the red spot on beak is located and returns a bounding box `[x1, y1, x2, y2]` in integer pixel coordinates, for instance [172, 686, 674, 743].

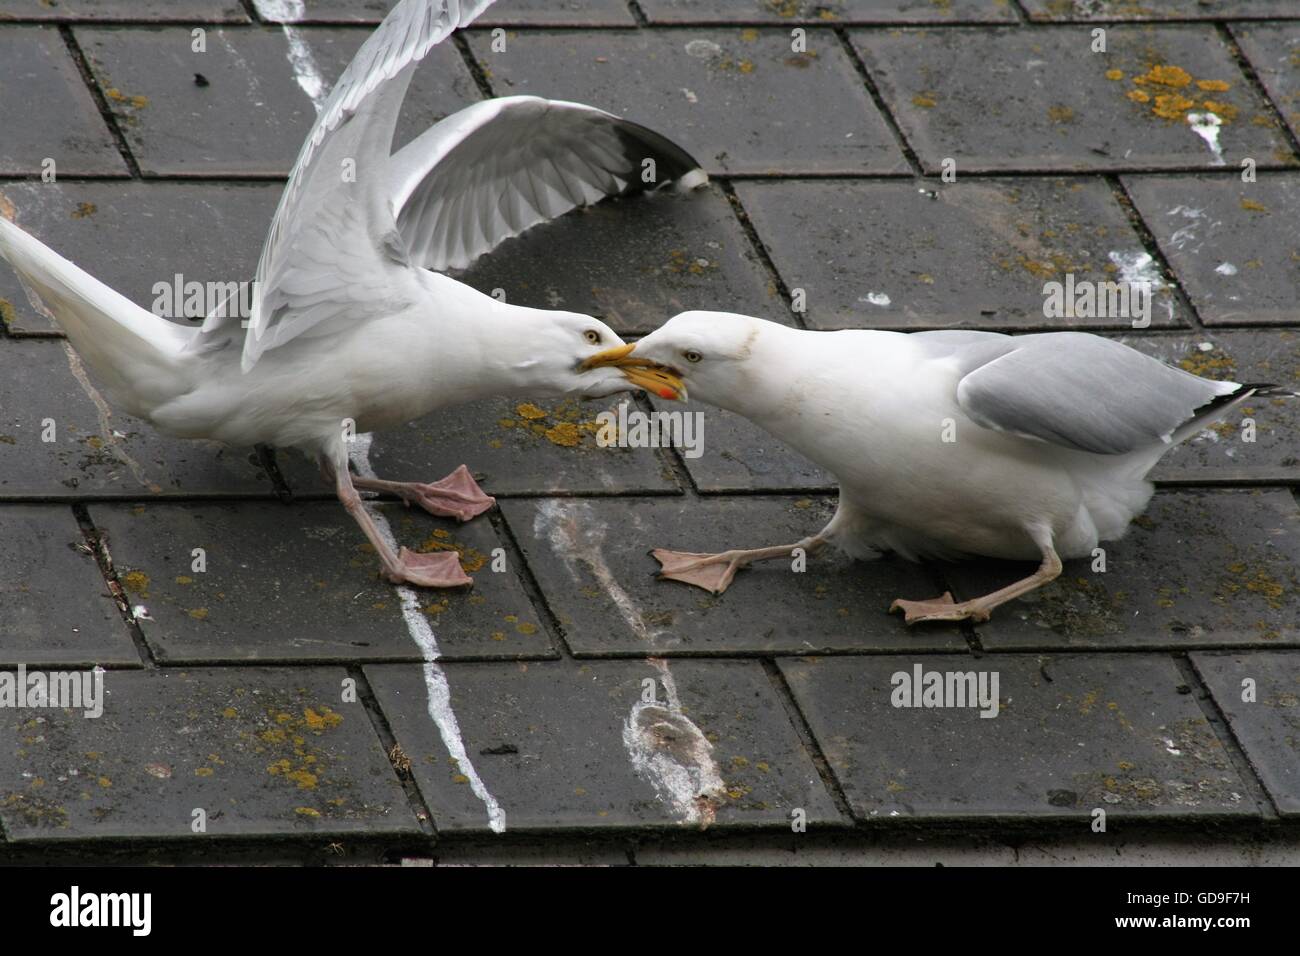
[659, 387, 677, 399]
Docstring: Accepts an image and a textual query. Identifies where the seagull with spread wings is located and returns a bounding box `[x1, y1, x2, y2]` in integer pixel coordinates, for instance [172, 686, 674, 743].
[0, 0, 693, 588]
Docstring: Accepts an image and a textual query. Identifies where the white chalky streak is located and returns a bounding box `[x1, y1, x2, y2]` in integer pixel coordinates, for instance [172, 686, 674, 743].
[350, 434, 506, 834]
[253, 1, 329, 112]
[1186, 112, 1226, 167]
[533, 500, 726, 826]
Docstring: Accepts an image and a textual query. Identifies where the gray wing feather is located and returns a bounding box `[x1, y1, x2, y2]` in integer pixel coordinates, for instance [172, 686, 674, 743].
[236, 0, 497, 372]
[945, 332, 1240, 455]
[389, 96, 704, 272]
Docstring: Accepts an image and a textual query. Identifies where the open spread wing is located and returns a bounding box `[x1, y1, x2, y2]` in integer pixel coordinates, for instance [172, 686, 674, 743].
[929, 331, 1244, 455]
[236, 0, 496, 372]
[388, 95, 706, 271]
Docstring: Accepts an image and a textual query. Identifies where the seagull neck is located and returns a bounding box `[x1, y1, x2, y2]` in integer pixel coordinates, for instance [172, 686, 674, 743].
[456, 300, 575, 399]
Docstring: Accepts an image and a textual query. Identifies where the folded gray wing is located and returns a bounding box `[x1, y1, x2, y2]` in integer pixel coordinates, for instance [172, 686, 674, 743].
[949, 332, 1241, 454]
[389, 95, 706, 272]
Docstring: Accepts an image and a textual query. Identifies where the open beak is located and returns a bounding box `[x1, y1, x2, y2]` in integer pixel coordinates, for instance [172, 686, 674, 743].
[580, 344, 687, 401]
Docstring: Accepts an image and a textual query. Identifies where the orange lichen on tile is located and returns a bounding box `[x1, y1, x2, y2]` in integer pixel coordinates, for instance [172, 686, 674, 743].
[1133, 64, 1192, 88]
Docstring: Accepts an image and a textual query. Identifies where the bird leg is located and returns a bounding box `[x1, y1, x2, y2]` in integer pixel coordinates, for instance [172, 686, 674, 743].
[652, 535, 827, 595]
[331, 459, 472, 588]
[890, 544, 1063, 625]
[351, 464, 495, 522]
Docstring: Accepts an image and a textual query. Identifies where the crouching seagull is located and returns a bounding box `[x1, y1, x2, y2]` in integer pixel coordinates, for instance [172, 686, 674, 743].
[0, 0, 697, 588]
[584, 312, 1289, 623]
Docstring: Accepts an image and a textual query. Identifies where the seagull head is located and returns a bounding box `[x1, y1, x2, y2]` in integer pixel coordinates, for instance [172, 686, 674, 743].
[576, 319, 689, 402]
[584, 311, 766, 406]
[536, 312, 681, 400]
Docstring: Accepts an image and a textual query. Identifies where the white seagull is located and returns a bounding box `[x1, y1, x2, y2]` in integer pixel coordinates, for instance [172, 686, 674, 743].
[0, 0, 695, 588]
[585, 312, 1290, 624]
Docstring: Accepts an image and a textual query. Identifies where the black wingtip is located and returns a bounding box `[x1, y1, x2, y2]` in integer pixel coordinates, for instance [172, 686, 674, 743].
[611, 119, 706, 194]
[1193, 382, 1288, 419]
[1242, 383, 1296, 398]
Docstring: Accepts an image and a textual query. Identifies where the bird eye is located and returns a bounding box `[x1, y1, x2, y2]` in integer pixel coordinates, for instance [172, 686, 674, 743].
[684, 349, 703, 363]
[584, 330, 602, 345]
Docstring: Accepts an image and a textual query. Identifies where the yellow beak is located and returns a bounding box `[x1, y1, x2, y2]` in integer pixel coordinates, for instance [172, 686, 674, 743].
[580, 343, 687, 401]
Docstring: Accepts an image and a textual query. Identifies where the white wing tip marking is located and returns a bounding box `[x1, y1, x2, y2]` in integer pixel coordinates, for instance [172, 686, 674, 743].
[674, 168, 709, 192]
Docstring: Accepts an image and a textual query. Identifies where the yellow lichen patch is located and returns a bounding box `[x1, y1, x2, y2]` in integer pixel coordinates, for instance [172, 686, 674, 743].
[1152, 93, 1196, 120]
[1105, 69, 1124, 81]
[740, 28, 758, 41]
[664, 247, 717, 276]
[1201, 99, 1238, 121]
[71, 202, 97, 219]
[0, 298, 15, 328]
[222, 707, 237, 719]
[416, 531, 488, 572]
[1217, 560, 1290, 611]
[1120, 63, 1240, 124]
[912, 92, 937, 108]
[303, 706, 343, 731]
[121, 570, 150, 596]
[1240, 198, 1269, 213]
[294, 806, 321, 817]
[1133, 64, 1192, 88]
[544, 422, 581, 447]
[516, 621, 538, 635]
[194, 767, 214, 777]
[286, 769, 318, 789]
[187, 607, 209, 621]
[1178, 347, 1236, 378]
[175, 575, 194, 585]
[505, 398, 606, 449]
[1047, 105, 1074, 123]
[105, 88, 149, 108]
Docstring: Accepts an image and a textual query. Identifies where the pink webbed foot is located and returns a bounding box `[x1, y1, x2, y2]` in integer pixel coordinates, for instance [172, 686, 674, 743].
[382, 547, 473, 589]
[889, 592, 990, 625]
[371, 465, 495, 522]
[651, 549, 743, 595]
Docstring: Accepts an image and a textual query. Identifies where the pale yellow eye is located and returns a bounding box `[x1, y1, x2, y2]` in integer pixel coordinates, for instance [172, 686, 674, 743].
[684, 349, 703, 363]
[584, 329, 602, 345]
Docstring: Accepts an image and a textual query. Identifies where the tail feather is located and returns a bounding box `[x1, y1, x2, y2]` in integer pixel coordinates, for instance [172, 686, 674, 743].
[0, 217, 194, 417]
